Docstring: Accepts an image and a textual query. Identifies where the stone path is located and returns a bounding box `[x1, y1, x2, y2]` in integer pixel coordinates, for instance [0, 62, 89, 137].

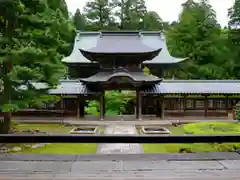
[97, 125, 144, 154]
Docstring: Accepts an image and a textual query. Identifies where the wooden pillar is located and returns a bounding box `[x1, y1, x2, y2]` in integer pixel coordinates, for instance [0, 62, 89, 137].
[99, 93, 104, 120]
[139, 91, 142, 120]
[60, 96, 64, 117]
[183, 95, 187, 112]
[225, 95, 229, 112]
[156, 99, 160, 117]
[136, 89, 141, 120]
[160, 95, 165, 119]
[76, 96, 80, 119]
[102, 95, 105, 118]
[204, 95, 208, 117]
[79, 99, 85, 118]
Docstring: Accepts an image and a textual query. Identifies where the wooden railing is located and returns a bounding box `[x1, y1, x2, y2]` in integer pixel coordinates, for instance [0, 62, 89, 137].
[1, 134, 240, 143]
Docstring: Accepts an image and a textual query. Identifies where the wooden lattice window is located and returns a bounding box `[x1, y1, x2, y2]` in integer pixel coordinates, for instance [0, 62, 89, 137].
[186, 100, 194, 109]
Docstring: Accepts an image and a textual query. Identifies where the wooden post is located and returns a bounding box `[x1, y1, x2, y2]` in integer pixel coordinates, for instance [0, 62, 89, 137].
[76, 96, 80, 120]
[183, 95, 187, 112]
[102, 94, 105, 118]
[160, 95, 165, 119]
[99, 93, 104, 120]
[60, 95, 64, 117]
[156, 99, 160, 117]
[225, 95, 229, 112]
[139, 92, 142, 120]
[204, 95, 208, 117]
[79, 99, 85, 118]
[136, 89, 140, 120]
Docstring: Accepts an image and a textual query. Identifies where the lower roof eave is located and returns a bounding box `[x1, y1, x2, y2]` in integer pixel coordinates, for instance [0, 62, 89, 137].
[141, 92, 240, 96]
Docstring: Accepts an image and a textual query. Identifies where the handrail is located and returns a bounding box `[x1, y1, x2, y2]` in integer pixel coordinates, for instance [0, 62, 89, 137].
[1, 134, 240, 143]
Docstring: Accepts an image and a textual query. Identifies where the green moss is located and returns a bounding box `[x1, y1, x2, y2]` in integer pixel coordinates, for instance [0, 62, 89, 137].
[235, 102, 240, 121]
[17, 143, 97, 154]
[142, 122, 240, 153]
[10, 123, 97, 154]
[184, 122, 240, 134]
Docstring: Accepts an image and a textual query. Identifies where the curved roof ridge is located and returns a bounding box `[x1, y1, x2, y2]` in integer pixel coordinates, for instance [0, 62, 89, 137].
[143, 33, 187, 64]
[62, 32, 100, 63]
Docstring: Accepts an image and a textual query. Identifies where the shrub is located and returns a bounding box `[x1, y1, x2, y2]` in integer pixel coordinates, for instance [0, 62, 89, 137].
[235, 102, 240, 121]
[184, 122, 240, 134]
[183, 122, 240, 152]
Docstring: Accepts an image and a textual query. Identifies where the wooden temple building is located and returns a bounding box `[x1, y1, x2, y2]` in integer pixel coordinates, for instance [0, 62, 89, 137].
[12, 31, 240, 120]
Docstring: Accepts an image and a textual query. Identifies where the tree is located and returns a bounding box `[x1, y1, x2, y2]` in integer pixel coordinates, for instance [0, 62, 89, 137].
[85, 91, 132, 115]
[142, 11, 163, 31]
[73, 8, 86, 30]
[166, 0, 224, 79]
[84, 0, 116, 30]
[46, 0, 69, 18]
[0, 0, 74, 133]
[228, 0, 240, 78]
[111, 0, 147, 30]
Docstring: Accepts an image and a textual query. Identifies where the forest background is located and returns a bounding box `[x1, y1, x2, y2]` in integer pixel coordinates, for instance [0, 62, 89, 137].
[1, 0, 240, 133]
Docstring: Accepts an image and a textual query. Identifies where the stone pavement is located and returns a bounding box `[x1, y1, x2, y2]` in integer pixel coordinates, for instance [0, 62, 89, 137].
[0, 156, 240, 179]
[97, 125, 144, 154]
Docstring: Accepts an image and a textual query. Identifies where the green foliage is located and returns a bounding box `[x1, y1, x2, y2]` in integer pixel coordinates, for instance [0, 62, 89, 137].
[73, 8, 86, 30]
[84, 0, 116, 30]
[142, 11, 163, 31]
[85, 91, 133, 115]
[166, 0, 229, 79]
[0, 0, 75, 133]
[143, 123, 240, 153]
[235, 102, 240, 121]
[184, 122, 240, 134]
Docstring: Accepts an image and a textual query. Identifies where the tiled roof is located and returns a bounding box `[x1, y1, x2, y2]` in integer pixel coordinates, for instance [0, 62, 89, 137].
[80, 31, 161, 54]
[143, 80, 240, 94]
[62, 32, 100, 63]
[80, 69, 161, 83]
[142, 32, 187, 64]
[33, 80, 98, 95]
[62, 31, 185, 64]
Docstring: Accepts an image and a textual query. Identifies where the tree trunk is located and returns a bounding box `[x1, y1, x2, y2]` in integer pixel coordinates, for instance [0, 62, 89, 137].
[0, 112, 11, 134]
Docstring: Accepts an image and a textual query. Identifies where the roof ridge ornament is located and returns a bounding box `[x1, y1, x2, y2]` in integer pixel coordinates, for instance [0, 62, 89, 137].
[113, 67, 129, 73]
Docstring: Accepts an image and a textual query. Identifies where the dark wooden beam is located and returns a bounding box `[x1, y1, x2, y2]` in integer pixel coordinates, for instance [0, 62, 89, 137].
[2, 134, 240, 144]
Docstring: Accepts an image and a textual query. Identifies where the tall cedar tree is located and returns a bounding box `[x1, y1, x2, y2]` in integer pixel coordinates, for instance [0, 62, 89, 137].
[111, 0, 147, 30]
[73, 8, 86, 30]
[142, 11, 163, 31]
[166, 0, 224, 79]
[84, 0, 116, 30]
[0, 0, 75, 133]
[228, 0, 240, 78]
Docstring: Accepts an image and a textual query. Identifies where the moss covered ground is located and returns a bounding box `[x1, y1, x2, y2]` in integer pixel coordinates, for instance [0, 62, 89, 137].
[142, 122, 240, 153]
[11, 123, 97, 154]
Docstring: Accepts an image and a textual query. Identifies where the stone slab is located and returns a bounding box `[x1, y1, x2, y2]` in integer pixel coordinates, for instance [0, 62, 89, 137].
[0, 161, 73, 173]
[77, 152, 240, 161]
[71, 161, 122, 172]
[122, 160, 224, 171]
[97, 125, 144, 154]
[1, 152, 240, 162]
[0, 154, 77, 161]
[1, 170, 240, 180]
[219, 160, 240, 169]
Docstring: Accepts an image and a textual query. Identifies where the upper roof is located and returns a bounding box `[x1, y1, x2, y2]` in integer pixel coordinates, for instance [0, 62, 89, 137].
[142, 32, 187, 64]
[62, 31, 186, 64]
[62, 32, 99, 63]
[143, 80, 240, 94]
[80, 31, 161, 53]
